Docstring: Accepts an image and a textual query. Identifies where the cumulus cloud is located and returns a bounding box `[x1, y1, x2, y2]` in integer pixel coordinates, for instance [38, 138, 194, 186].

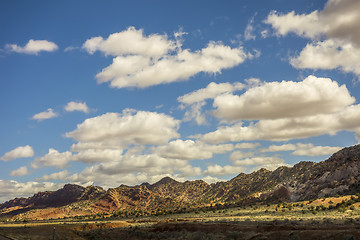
[291, 143, 342, 156]
[65, 109, 180, 146]
[84, 27, 252, 89]
[202, 175, 226, 184]
[178, 82, 245, 105]
[265, 10, 323, 39]
[64, 101, 90, 113]
[202, 103, 360, 144]
[10, 166, 30, 177]
[6, 39, 58, 55]
[70, 142, 120, 152]
[178, 81, 245, 125]
[37, 170, 70, 181]
[32, 108, 58, 121]
[204, 164, 245, 176]
[154, 139, 234, 160]
[225, 146, 291, 172]
[213, 75, 355, 121]
[32, 148, 72, 169]
[1, 145, 34, 161]
[182, 101, 207, 125]
[290, 39, 360, 76]
[96, 42, 249, 89]
[199, 75, 359, 144]
[73, 149, 124, 164]
[266, 0, 360, 45]
[234, 156, 288, 171]
[235, 142, 260, 149]
[83, 26, 175, 57]
[67, 151, 193, 188]
[265, 0, 360, 77]
[0, 180, 62, 203]
[260, 144, 296, 152]
[228, 151, 255, 161]
[261, 143, 342, 156]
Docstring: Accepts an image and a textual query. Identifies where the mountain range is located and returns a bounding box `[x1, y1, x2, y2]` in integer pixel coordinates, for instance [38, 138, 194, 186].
[1, 144, 359, 220]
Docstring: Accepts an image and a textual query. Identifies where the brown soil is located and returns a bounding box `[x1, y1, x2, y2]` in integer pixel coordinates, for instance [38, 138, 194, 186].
[1, 220, 360, 239]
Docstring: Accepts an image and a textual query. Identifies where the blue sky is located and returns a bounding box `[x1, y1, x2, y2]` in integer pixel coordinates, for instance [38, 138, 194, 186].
[1, 0, 360, 202]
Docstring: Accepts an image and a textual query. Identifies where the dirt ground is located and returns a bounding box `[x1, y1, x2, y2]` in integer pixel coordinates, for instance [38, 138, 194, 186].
[0, 220, 359, 240]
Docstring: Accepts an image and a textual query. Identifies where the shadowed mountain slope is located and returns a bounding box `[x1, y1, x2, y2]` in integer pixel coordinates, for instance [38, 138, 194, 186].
[1, 144, 359, 220]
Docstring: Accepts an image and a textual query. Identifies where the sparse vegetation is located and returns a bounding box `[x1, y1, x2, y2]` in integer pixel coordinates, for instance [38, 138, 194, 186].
[1, 145, 360, 238]
[1, 195, 360, 239]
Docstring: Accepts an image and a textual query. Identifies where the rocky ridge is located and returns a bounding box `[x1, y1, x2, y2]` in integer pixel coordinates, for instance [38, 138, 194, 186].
[1, 144, 359, 220]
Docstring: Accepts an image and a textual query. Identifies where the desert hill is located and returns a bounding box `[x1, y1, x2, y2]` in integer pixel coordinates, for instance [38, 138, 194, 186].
[1, 144, 359, 220]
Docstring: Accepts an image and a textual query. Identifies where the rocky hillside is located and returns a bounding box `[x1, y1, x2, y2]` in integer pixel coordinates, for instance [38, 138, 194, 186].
[1, 144, 359, 220]
[0, 184, 106, 217]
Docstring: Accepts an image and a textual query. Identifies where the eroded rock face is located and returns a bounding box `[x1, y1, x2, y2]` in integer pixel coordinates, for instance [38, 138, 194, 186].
[1, 144, 360, 220]
[0, 184, 86, 211]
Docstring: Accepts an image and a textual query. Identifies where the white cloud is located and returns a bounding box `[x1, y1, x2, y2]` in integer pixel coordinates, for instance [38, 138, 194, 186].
[1, 145, 34, 161]
[244, 15, 256, 41]
[235, 142, 260, 149]
[202, 175, 226, 184]
[10, 166, 30, 177]
[265, 0, 360, 77]
[73, 149, 124, 164]
[213, 75, 355, 121]
[291, 143, 342, 156]
[67, 151, 191, 188]
[178, 81, 245, 105]
[96, 42, 250, 89]
[290, 39, 360, 76]
[261, 29, 269, 38]
[38, 170, 70, 181]
[154, 139, 234, 160]
[64, 46, 79, 52]
[84, 27, 252, 89]
[178, 81, 245, 125]
[226, 148, 291, 172]
[265, 10, 323, 39]
[260, 143, 341, 156]
[65, 110, 180, 146]
[228, 151, 254, 161]
[234, 156, 288, 171]
[260, 144, 296, 153]
[182, 101, 207, 125]
[83, 26, 176, 57]
[179, 165, 202, 177]
[32, 148, 73, 169]
[6, 39, 58, 55]
[32, 108, 58, 121]
[202, 103, 360, 144]
[64, 101, 90, 113]
[250, 163, 292, 172]
[204, 164, 245, 176]
[70, 142, 120, 152]
[0, 180, 62, 203]
[265, 0, 360, 46]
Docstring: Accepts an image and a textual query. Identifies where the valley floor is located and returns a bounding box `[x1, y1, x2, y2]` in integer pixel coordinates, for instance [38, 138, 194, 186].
[0, 218, 360, 240]
[1, 195, 360, 239]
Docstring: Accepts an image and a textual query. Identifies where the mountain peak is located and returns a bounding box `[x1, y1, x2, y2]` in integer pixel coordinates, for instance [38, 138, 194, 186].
[2, 145, 360, 220]
[153, 176, 178, 186]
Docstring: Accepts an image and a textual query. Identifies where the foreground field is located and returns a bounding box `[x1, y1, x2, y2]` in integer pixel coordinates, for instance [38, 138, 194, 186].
[1, 196, 360, 239]
[1, 220, 359, 240]
[1, 217, 360, 240]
